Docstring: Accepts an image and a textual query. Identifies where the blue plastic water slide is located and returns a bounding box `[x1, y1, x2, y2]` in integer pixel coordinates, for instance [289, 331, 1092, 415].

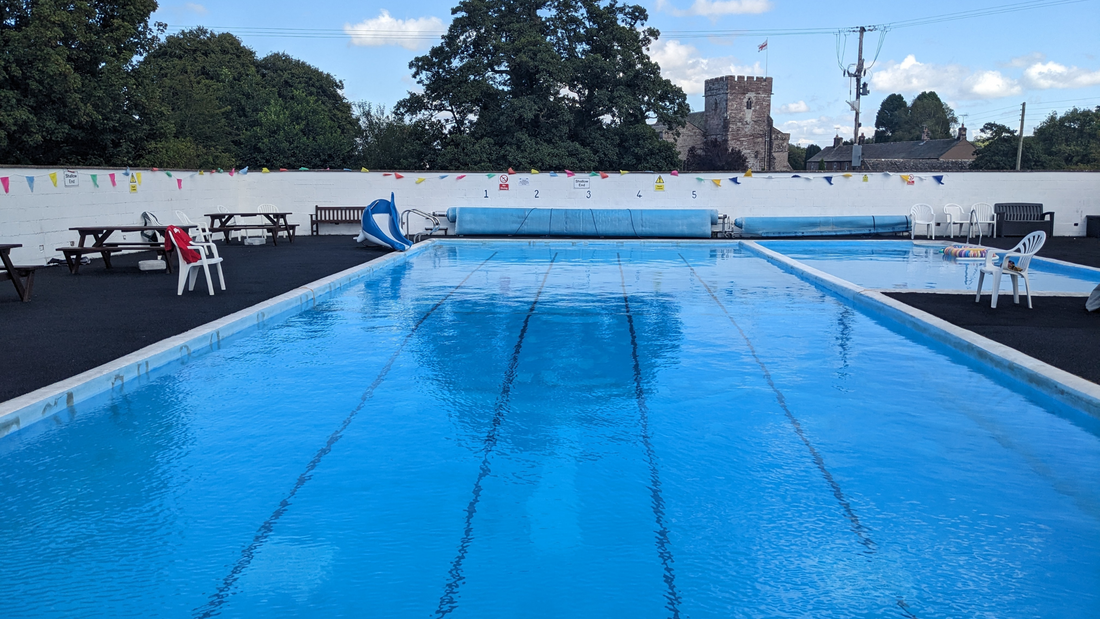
[354, 193, 413, 251]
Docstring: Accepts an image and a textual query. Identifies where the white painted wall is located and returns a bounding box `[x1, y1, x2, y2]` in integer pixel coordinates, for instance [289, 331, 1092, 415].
[2, 166, 1097, 264]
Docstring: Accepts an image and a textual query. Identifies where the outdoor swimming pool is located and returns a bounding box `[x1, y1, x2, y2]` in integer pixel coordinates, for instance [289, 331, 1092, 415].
[759, 239, 1100, 292]
[1, 241, 1098, 618]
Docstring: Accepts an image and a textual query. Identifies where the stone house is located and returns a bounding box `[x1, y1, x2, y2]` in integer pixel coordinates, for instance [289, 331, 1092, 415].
[652, 75, 791, 172]
[806, 127, 976, 172]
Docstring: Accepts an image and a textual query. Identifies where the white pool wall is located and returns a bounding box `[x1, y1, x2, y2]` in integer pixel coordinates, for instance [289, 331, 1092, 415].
[1, 167, 1098, 265]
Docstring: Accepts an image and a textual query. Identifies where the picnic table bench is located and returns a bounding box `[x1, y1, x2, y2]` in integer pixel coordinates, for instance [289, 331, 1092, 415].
[56, 225, 189, 274]
[206, 211, 298, 245]
[1, 244, 42, 302]
[311, 206, 365, 235]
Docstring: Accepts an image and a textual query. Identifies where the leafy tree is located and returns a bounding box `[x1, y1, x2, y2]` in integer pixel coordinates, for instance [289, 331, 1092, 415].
[872, 91, 957, 142]
[354, 103, 440, 170]
[396, 0, 688, 170]
[0, 0, 164, 165]
[872, 93, 907, 142]
[787, 143, 820, 170]
[969, 122, 1044, 170]
[683, 139, 747, 172]
[1031, 106, 1100, 170]
[804, 143, 821, 161]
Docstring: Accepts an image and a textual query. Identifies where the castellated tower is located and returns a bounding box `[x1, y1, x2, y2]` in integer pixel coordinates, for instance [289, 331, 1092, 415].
[703, 75, 790, 172]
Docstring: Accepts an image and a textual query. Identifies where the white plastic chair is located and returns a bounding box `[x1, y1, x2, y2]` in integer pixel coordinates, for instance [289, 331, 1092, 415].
[175, 210, 215, 244]
[216, 205, 240, 242]
[910, 203, 936, 239]
[943, 204, 967, 238]
[975, 230, 1046, 308]
[169, 228, 225, 296]
[256, 203, 288, 240]
[971, 202, 996, 238]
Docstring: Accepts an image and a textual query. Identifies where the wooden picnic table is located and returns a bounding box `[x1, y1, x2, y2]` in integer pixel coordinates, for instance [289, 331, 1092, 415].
[57, 225, 193, 274]
[1, 244, 41, 302]
[205, 212, 297, 245]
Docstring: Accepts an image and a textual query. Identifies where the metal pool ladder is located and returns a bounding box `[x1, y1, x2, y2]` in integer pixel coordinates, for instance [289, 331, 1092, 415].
[401, 209, 445, 243]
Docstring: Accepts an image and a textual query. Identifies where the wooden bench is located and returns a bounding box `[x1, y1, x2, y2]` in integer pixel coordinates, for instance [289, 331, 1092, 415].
[993, 203, 1054, 237]
[0, 265, 42, 302]
[56, 245, 171, 274]
[311, 206, 365, 235]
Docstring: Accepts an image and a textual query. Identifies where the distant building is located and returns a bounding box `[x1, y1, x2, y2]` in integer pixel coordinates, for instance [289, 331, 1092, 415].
[806, 126, 976, 172]
[653, 75, 791, 172]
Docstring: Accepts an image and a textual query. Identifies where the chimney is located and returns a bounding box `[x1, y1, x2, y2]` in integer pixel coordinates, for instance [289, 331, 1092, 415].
[833, 134, 843, 148]
[921, 126, 930, 141]
[957, 124, 967, 141]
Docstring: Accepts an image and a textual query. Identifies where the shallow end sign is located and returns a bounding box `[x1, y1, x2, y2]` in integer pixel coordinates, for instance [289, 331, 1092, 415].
[573, 178, 590, 190]
[63, 170, 78, 187]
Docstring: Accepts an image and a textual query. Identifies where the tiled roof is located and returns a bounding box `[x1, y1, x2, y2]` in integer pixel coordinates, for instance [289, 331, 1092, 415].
[807, 139, 972, 162]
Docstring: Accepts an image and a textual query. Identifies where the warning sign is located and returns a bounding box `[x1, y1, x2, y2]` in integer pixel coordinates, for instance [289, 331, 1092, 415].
[129, 175, 138, 193]
[654, 175, 665, 192]
[498, 174, 509, 191]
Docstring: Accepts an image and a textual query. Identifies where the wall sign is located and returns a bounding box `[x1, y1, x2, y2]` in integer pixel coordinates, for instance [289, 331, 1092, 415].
[654, 175, 665, 192]
[573, 178, 590, 190]
[63, 170, 79, 187]
[498, 174, 509, 191]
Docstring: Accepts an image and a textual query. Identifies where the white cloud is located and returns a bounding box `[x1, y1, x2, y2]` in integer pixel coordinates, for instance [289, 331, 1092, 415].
[344, 10, 445, 50]
[779, 101, 810, 114]
[1022, 61, 1100, 89]
[657, 0, 771, 17]
[184, 3, 207, 14]
[870, 54, 1021, 100]
[780, 115, 871, 145]
[1005, 52, 1045, 68]
[649, 39, 760, 95]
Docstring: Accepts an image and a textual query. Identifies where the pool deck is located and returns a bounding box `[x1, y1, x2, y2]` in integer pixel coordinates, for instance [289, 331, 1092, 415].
[0, 235, 1097, 405]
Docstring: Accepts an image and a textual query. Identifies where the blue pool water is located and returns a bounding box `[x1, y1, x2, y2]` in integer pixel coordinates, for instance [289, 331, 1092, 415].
[759, 240, 1100, 291]
[2, 242, 1098, 618]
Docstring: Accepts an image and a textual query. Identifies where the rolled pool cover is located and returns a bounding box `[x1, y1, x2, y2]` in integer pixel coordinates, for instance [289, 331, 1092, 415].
[733, 215, 911, 237]
[446, 207, 717, 238]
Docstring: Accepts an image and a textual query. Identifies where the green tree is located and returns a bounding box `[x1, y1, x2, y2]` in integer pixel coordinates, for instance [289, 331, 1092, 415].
[871, 91, 957, 142]
[787, 144, 806, 170]
[804, 143, 821, 161]
[355, 103, 439, 170]
[396, 0, 688, 170]
[683, 139, 747, 172]
[1031, 106, 1100, 170]
[872, 93, 908, 142]
[969, 122, 1044, 170]
[0, 0, 164, 165]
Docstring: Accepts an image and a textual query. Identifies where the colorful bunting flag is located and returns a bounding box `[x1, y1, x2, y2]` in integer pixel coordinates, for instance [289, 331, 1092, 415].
[298, 167, 309, 171]
[712, 179, 721, 187]
[932, 175, 945, 184]
[900, 174, 910, 183]
[135, 172, 142, 185]
[199, 170, 204, 175]
[177, 179, 183, 190]
[151, 167, 159, 171]
[229, 168, 235, 177]
[599, 171, 609, 179]
[791, 174, 800, 178]
[862, 175, 869, 182]
[486, 173, 496, 178]
[456, 175, 466, 180]
[280, 168, 288, 172]
[262, 168, 270, 173]
[730, 177, 740, 185]
[842, 173, 853, 178]
[670, 170, 679, 176]
[695, 177, 705, 181]
[383, 173, 392, 177]
[620, 170, 628, 175]
[416, 177, 426, 184]
[240, 166, 249, 175]
[824, 177, 834, 185]
[531, 169, 539, 174]
[394, 173, 404, 179]
[26, 176, 34, 192]
[91, 174, 98, 188]
[0, 177, 8, 193]
[565, 170, 575, 177]
[438, 175, 449, 179]
[508, 168, 516, 174]
[744, 170, 753, 177]
[49, 172, 58, 187]
[549, 172, 558, 177]
[124, 167, 131, 176]
[109, 173, 116, 186]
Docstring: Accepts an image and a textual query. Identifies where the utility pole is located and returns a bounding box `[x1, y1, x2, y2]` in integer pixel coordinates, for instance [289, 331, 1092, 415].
[1015, 102, 1026, 171]
[850, 27, 866, 144]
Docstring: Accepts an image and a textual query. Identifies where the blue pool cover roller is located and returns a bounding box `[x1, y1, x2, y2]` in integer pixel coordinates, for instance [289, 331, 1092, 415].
[445, 207, 718, 237]
[733, 215, 911, 237]
[355, 193, 413, 251]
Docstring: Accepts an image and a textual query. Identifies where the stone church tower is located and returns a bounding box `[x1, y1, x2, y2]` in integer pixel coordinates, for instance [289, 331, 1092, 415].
[653, 75, 790, 171]
[704, 75, 790, 172]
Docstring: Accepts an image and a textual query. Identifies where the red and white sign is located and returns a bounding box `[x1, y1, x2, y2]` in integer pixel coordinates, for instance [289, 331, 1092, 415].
[499, 174, 509, 191]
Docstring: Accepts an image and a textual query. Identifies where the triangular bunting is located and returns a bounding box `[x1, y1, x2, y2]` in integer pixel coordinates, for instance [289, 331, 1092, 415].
[90, 174, 98, 188]
[744, 170, 753, 177]
[49, 172, 57, 187]
[712, 179, 721, 187]
[361, 168, 369, 172]
[26, 176, 34, 192]
[0, 177, 8, 193]
[565, 170, 575, 177]
[394, 173, 404, 179]
[456, 175, 466, 180]
[824, 177, 834, 185]
[135, 172, 142, 185]
[531, 169, 539, 174]
[730, 177, 740, 185]
[670, 170, 679, 176]
[620, 170, 628, 175]
[240, 166, 249, 175]
[599, 171, 609, 179]
[262, 168, 270, 173]
[438, 175, 449, 179]
[109, 173, 116, 186]
[508, 168, 516, 174]
[177, 179, 183, 190]
[932, 175, 945, 184]
[415, 177, 426, 184]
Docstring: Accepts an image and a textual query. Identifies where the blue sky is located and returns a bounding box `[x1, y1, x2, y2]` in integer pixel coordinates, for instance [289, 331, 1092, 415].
[153, 0, 1100, 147]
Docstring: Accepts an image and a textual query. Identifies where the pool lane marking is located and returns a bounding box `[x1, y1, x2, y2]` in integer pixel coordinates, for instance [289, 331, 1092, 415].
[617, 254, 682, 619]
[193, 251, 499, 619]
[435, 253, 558, 618]
[678, 254, 877, 554]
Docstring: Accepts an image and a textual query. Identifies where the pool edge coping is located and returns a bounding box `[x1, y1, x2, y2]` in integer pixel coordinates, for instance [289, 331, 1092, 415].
[742, 240, 1100, 419]
[0, 241, 437, 439]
